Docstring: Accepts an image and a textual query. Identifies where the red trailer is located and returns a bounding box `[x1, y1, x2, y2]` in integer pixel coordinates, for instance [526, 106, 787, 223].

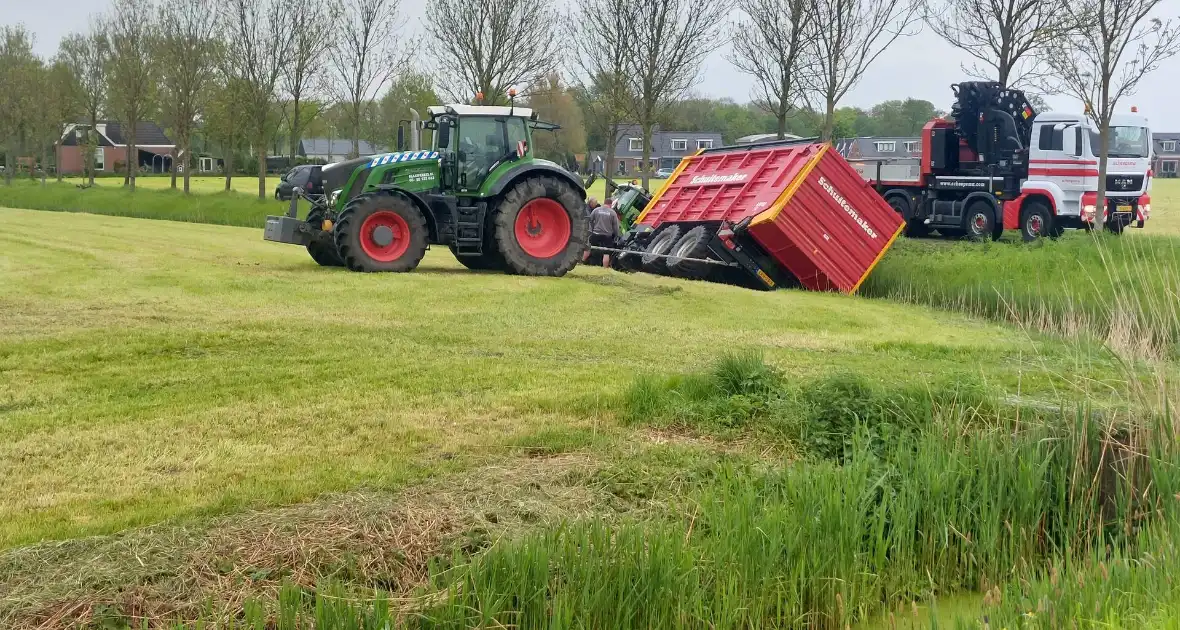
[618, 141, 905, 293]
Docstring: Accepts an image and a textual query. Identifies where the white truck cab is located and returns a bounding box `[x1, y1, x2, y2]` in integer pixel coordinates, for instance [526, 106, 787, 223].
[1019, 112, 1151, 231]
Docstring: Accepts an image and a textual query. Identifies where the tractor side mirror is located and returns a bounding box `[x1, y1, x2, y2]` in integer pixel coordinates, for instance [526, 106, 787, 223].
[437, 120, 451, 149]
[397, 125, 405, 152]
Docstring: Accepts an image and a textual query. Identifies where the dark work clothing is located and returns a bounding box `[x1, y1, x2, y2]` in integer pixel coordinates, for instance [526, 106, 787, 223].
[587, 233, 617, 266]
[588, 205, 621, 239]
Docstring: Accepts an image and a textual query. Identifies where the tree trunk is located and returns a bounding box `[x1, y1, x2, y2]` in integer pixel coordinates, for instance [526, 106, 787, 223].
[291, 96, 302, 167]
[41, 145, 48, 185]
[183, 137, 192, 194]
[88, 112, 98, 186]
[55, 142, 63, 182]
[257, 143, 267, 200]
[128, 134, 138, 192]
[823, 97, 836, 143]
[605, 122, 618, 194]
[640, 120, 653, 191]
[1096, 122, 1110, 230]
[225, 150, 234, 191]
[352, 108, 361, 159]
[170, 145, 178, 189]
[777, 108, 788, 140]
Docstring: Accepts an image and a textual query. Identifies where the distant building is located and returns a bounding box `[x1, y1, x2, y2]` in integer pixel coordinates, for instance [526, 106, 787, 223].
[736, 133, 803, 144]
[56, 121, 176, 175]
[1153, 132, 1179, 178]
[598, 125, 724, 176]
[833, 137, 922, 160]
[290, 138, 388, 163]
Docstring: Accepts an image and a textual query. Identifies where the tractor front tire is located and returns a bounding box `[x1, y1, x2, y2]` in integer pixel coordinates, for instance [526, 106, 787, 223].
[333, 192, 428, 273]
[305, 209, 344, 267]
[493, 177, 588, 276]
[665, 226, 715, 279]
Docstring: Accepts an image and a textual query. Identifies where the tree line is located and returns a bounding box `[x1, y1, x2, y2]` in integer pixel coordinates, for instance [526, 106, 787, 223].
[1, 0, 1177, 195]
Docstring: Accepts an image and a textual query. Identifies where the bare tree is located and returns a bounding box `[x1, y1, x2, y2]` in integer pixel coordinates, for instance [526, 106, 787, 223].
[624, 0, 727, 189]
[107, 0, 158, 191]
[205, 76, 251, 191]
[222, 0, 295, 199]
[809, 0, 920, 141]
[729, 0, 814, 140]
[158, 0, 218, 193]
[0, 26, 39, 185]
[284, 0, 338, 166]
[330, 0, 406, 158]
[569, 0, 633, 189]
[1047, 0, 1179, 228]
[926, 0, 1067, 87]
[425, 0, 559, 105]
[58, 29, 109, 186]
[40, 59, 81, 183]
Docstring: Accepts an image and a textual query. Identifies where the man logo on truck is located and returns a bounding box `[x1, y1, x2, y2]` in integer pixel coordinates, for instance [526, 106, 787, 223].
[819, 176, 878, 239]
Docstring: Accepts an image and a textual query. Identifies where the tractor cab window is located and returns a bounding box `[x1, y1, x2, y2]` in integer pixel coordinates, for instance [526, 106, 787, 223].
[507, 118, 528, 157]
[457, 116, 507, 191]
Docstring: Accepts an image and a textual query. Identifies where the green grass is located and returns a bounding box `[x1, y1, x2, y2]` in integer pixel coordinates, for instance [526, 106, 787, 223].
[0, 207, 1140, 551]
[864, 233, 1180, 357]
[0, 179, 283, 227]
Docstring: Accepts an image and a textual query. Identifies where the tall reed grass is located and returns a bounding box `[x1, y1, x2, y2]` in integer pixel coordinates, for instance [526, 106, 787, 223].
[861, 235, 1180, 359]
[0, 180, 279, 228]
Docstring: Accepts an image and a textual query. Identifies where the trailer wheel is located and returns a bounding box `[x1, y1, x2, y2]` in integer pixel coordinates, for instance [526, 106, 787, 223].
[964, 201, 996, 242]
[610, 242, 644, 273]
[640, 225, 682, 272]
[665, 226, 715, 279]
[305, 209, 344, 267]
[334, 192, 429, 272]
[1020, 201, 1055, 242]
[493, 176, 588, 276]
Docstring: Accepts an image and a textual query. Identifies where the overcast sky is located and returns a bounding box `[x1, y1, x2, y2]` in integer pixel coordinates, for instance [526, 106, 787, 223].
[9, 0, 1179, 130]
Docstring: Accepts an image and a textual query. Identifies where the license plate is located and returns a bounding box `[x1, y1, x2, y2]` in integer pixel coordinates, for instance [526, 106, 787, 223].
[1115, 206, 1132, 215]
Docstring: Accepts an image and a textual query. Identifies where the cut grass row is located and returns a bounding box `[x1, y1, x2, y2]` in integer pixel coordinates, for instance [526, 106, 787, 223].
[0, 208, 1137, 549]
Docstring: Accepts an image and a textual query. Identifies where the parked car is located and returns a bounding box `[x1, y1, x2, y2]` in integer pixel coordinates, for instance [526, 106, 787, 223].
[654, 167, 675, 179]
[275, 165, 323, 200]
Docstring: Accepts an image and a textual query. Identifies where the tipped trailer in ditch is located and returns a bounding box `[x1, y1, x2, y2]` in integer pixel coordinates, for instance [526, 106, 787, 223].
[606, 140, 906, 293]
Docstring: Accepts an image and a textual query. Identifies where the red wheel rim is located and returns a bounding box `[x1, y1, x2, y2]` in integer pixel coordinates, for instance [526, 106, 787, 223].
[514, 199, 571, 259]
[359, 211, 411, 262]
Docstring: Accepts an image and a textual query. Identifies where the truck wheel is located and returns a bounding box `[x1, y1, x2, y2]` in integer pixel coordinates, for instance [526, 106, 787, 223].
[965, 201, 996, 242]
[640, 225, 682, 273]
[333, 192, 429, 272]
[1020, 202, 1054, 242]
[493, 177, 588, 276]
[449, 245, 505, 271]
[665, 226, 715, 279]
[304, 209, 344, 267]
[888, 194, 927, 237]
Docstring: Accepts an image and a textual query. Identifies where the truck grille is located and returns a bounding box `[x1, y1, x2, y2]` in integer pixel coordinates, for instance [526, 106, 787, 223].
[1106, 174, 1143, 192]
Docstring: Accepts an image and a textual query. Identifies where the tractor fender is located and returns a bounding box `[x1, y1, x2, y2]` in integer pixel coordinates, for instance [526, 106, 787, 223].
[486, 163, 587, 199]
[373, 185, 439, 242]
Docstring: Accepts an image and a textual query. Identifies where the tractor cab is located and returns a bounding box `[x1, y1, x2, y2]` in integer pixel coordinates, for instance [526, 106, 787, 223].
[423, 105, 541, 195]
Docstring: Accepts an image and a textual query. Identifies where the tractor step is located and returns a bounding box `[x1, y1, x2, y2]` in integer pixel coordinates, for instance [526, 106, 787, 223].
[452, 202, 487, 255]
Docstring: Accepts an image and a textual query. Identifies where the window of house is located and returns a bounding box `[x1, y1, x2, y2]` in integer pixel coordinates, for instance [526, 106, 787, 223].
[649, 159, 658, 171]
[200, 157, 213, 172]
[628, 138, 643, 152]
[875, 141, 896, 153]
[94, 147, 105, 171]
[1163, 141, 1177, 152]
[903, 141, 919, 153]
[697, 139, 714, 150]
[617, 160, 627, 175]
[671, 139, 687, 151]
[1162, 160, 1178, 174]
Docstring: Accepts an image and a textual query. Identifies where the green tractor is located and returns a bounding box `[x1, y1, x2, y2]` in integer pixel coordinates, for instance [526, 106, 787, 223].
[263, 103, 588, 276]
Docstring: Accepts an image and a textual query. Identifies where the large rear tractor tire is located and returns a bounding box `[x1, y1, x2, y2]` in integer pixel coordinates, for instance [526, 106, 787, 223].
[305, 209, 344, 267]
[493, 177, 588, 276]
[665, 226, 715, 279]
[640, 224, 682, 273]
[333, 192, 429, 272]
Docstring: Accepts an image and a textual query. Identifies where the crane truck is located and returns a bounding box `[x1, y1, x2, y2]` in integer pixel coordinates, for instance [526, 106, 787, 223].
[848, 82, 1153, 241]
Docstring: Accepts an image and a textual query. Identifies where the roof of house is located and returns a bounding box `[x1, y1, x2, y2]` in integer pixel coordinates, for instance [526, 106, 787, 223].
[60, 121, 173, 147]
[736, 133, 803, 144]
[300, 138, 386, 157]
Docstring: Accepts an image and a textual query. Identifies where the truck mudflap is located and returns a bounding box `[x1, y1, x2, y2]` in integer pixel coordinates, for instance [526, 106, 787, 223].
[264, 215, 313, 246]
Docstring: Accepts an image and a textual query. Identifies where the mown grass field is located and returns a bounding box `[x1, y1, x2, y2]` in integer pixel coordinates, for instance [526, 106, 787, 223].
[0, 178, 1178, 628]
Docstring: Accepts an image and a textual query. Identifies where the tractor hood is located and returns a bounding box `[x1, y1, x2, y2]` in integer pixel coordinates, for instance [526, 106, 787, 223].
[320, 156, 373, 195]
